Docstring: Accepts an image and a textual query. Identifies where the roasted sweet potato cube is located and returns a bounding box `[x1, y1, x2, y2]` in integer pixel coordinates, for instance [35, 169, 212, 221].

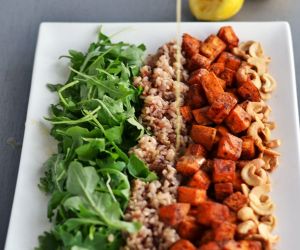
[180, 106, 193, 122]
[218, 26, 239, 48]
[199, 242, 221, 250]
[188, 54, 212, 71]
[176, 155, 201, 176]
[178, 186, 207, 205]
[159, 203, 190, 226]
[191, 125, 217, 150]
[228, 210, 238, 224]
[188, 68, 209, 85]
[186, 143, 207, 157]
[223, 240, 262, 250]
[210, 62, 225, 76]
[219, 68, 236, 87]
[201, 72, 225, 104]
[207, 93, 237, 124]
[178, 216, 201, 240]
[213, 221, 236, 241]
[197, 201, 230, 226]
[186, 84, 207, 108]
[188, 170, 211, 190]
[182, 33, 201, 58]
[217, 133, 243, 161]
[224, 192, 248, 211]
[225, 105, 251, 134]
[237, 80, 261, 102]
[217, 52, 241, 71]
[199, 230, 214, 245]
[170, 239, 197, 250]
[241, 136, 256, 159]
[214, 182, 233, 200]
[192, 107, 212, 126]
[232, 171, 243, 191]
[213, 159, 236, 183]
[200, 35, 226, 61]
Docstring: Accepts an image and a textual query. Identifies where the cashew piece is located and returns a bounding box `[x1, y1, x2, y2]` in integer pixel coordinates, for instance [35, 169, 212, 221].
[258, 223, 279, 243]
[259, 153, 279, 171]
[241, 183, 250, 197]
[247, 121, 265, 151]
[249, 184, 275, 216]
[236, 64, 262, 89]
[232, 41, 254, 59]
[261, 73, 276, 93]
[246, 102, 271, 122]
[237, 206, 258, 223]
[237, 220, 257, 236]
[247, 57, 269, 76]
[241, 159, 269, 186]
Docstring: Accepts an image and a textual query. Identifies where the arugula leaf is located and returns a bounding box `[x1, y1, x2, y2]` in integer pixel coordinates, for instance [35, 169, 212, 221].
[127, 154, 158, 182]
[38, 30, 157, 250]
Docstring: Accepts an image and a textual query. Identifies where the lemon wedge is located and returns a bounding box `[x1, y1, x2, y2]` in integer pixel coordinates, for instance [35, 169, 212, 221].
[189, 0, 244, 21]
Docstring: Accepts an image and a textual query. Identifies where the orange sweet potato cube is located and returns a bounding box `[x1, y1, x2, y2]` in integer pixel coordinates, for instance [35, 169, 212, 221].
[232, 171, 243, 191]
[213, 221, 236, 241]
[178, 186, 207, 205]
[178, 216, 201, 240]
[188, 53, 212, 71]
[180, 106, 193, 122]
[241, 136, 256, 160]
[188, 68, 209, 85]
[201, 72, 225, 104]
[217, 133, 243, 161]
[192, 107, 212, 126]
[200, 35, 226, 61]
[224, 192, 248, 211]
[214, 182, 234, 200]
[159, 203, 190, 226]
[199, 242, 221, 250]
[228, 210, 238, 224]
[213, 159, 236, 183]
[217, 52, 241, 71]
[197, 201, 230, 226]
[191, 125, 217, 150]
[219, 68, 236, 87]
[207, 92, 237, 124]
[223, 240, 262, 250]
[237, 80, 261, 102]
[210, 62, 225, 76]
[170, 239, 197, 250]
[185, 143, 207, 157]
[176, 155, 201, 176]
[182, 33, 201, 58]
[225, 105, 251, 134]
[188, 170, 211, 190]
[217, 26, 239, 48]
[186, 84, 207, 108]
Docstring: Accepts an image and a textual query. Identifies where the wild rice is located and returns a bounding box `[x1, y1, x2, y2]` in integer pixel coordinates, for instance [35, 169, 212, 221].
[123, 42, 188, 250]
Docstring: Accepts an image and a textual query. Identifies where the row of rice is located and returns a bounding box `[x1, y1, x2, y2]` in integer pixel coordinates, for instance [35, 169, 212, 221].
[123, 42, 189, 250]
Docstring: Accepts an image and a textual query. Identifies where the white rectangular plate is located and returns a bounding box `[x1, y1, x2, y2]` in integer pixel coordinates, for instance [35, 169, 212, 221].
[5, 22, 300, 250]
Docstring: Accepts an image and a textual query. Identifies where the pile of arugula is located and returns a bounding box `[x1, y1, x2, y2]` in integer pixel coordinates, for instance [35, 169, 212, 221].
[37, 31, 156, 250]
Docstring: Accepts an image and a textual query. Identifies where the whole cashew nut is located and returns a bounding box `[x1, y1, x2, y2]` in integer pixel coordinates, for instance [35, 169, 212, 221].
[241, 159, 269, 186]
[237, 206, 258, 223]
[232, 41, 254, 59]
[236, 64, 262, 89]
[249, 184, 275, 216]
[261, 73, 276, 93]
[258, 223, 279, 243]
[247, 57, 269, 76]
[259, 153, 279, 171]
[247, 121, 265, 151]
[237, 220, 257, 236]
[246, 102, 271, 122]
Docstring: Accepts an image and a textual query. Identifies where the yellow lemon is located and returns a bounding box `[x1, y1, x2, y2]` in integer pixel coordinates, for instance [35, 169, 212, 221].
[189, 0, 245, 21]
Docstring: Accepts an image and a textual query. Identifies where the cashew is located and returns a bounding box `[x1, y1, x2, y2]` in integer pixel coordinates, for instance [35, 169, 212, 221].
[236, 64, 262, 89]
[258, 223, 279, 243]
[241, 159, 269, 186]
[237, 207, 258, 223]
[260, 215, 277, 231]
[260, 92, 272, 100]
[232, 41, 254, 59]
[249, 42, 265, 58]
[261, 73, 276, 93]
[249, 184, 275, 216]
[260, 126, 271, 142]
[241, 183, 250, 197]
[259, 153, 279, 171]
[237, 220, 257, 235]
[246, 102, 271, 122]
[247, 57, 269, 76]
[247, 121, 265, 151]
[265, 139, 281, 149]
